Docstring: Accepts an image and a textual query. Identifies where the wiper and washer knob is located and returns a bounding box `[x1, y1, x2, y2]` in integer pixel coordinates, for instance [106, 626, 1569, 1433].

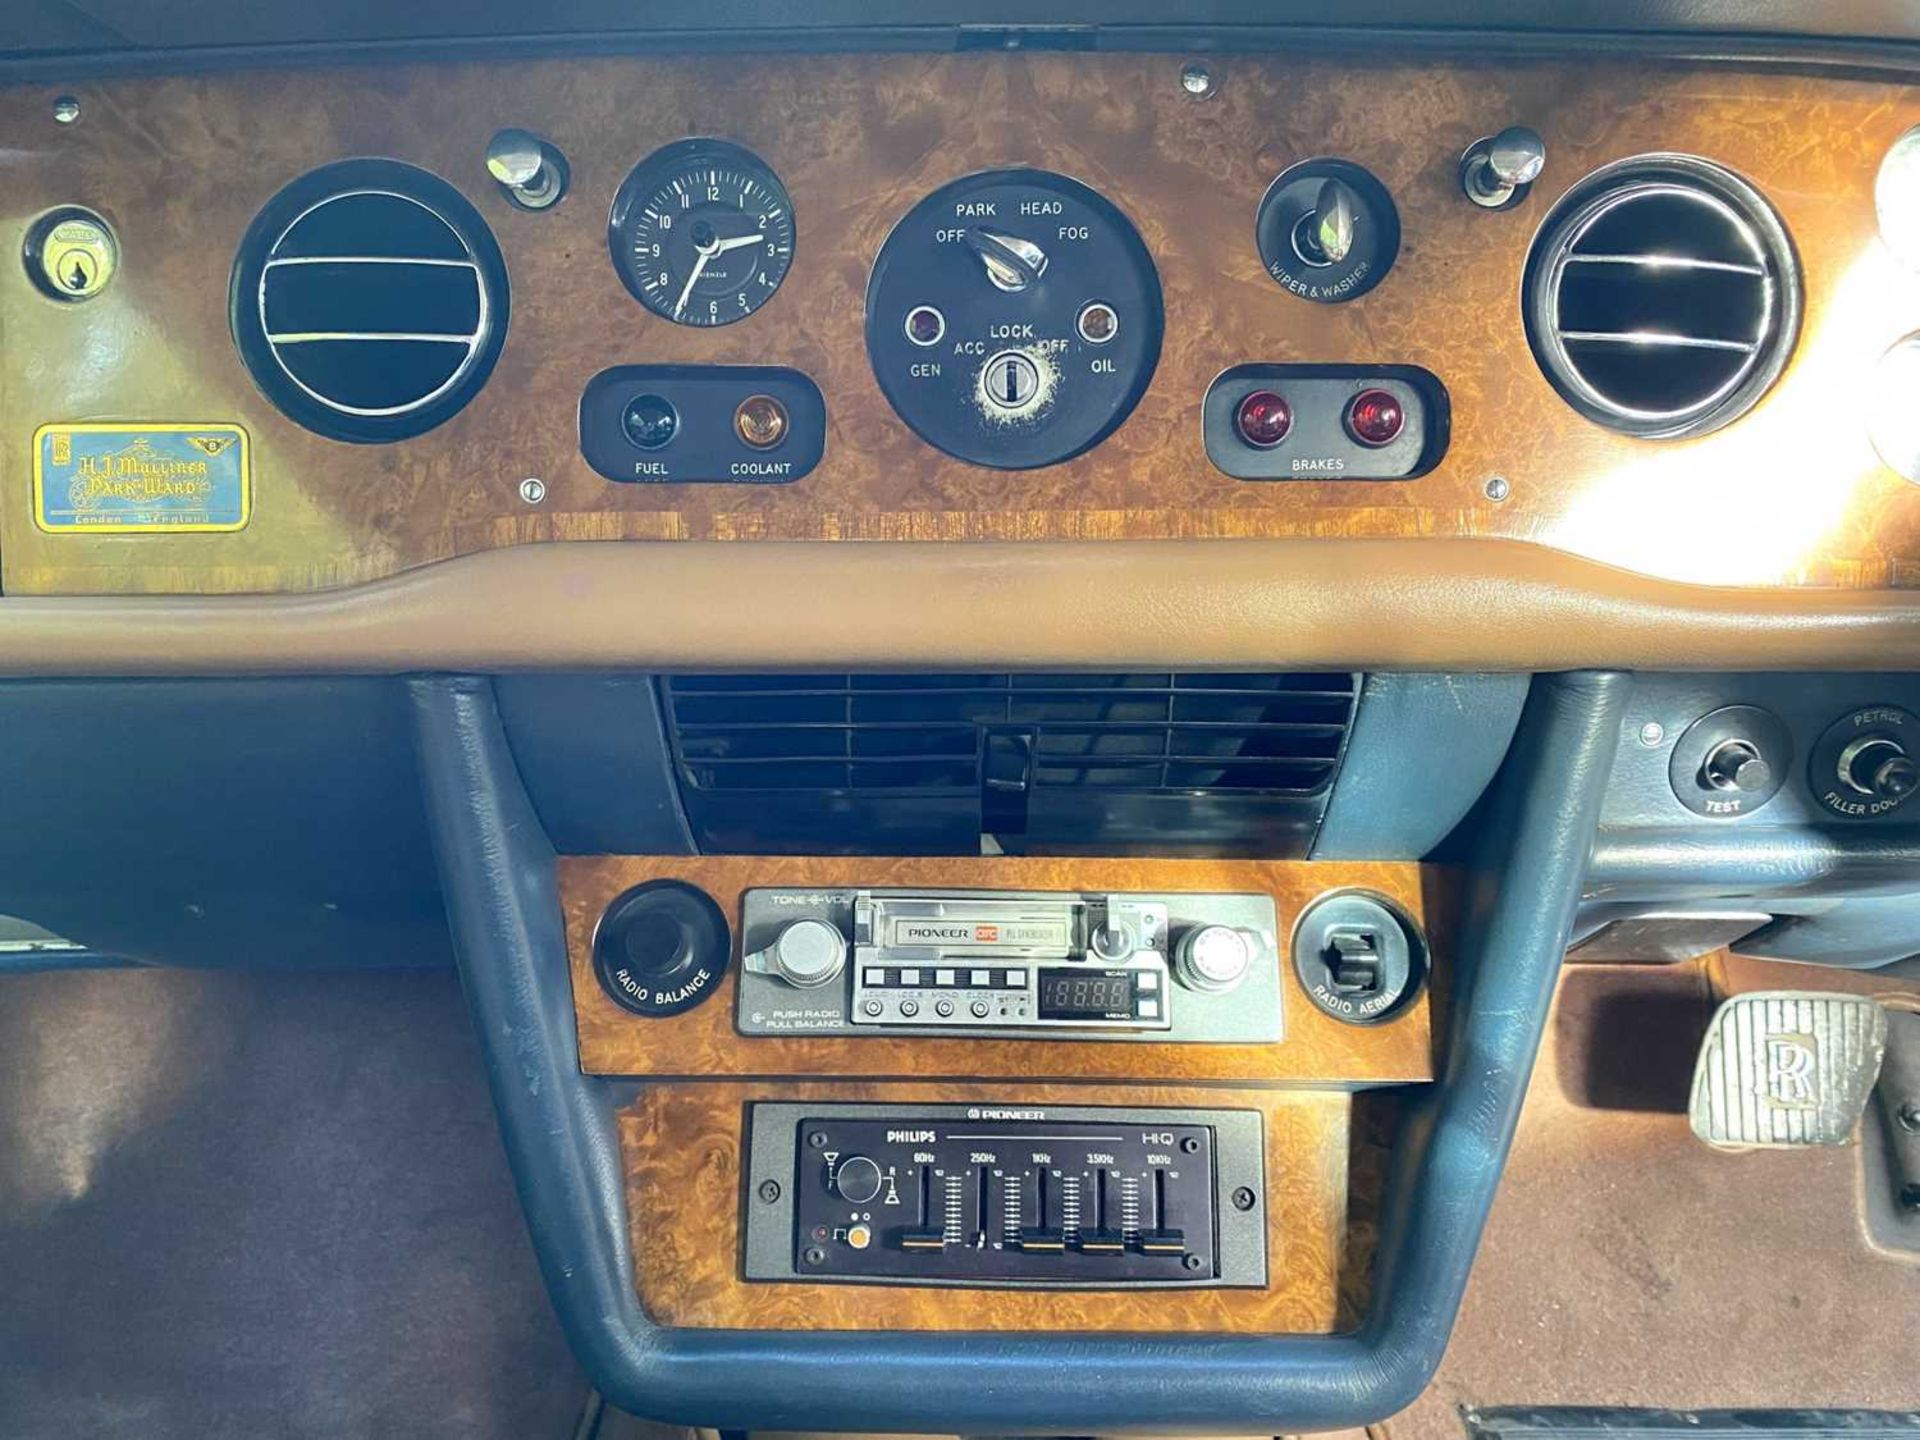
[1460, 125, 1546, 209]
[1312, 178, 1358, 265]
[963, 227, 1048, 292]
[1289, 178, 1360, 268]
[486, 127, 569, 210]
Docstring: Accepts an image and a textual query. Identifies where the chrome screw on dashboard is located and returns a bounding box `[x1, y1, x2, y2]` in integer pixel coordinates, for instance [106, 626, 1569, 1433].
[52, 95, 80, 124]
[518, 477, 547, 505]
[1460, 125, 1546, 209]
[486, 127, 569, 210]
[1179, 62, 1216, 99]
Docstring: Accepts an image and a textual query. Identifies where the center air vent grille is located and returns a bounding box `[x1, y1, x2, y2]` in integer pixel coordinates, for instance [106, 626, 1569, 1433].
[662, 673, 1359, 856]
[230, 159, 510, 443]
[1523, 154, 1799, 440]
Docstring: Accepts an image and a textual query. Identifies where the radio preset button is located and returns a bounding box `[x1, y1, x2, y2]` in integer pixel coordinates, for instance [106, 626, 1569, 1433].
[970, 968, 992, 986]
[862, 998, 884, 1017]
[971, 999, 991, 1019]
[935, 968, 957, 986]
[935, 999, 955, 1017]
[899, 999, 920, 1018]
[900, 968, 921, 985]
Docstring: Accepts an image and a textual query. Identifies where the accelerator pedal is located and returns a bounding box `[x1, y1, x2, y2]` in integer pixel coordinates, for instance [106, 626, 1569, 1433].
[1689, 991, 1887, 1150]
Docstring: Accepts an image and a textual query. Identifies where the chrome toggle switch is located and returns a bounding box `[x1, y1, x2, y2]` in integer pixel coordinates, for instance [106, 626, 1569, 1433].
[485, 127, 569, 210]
[1460, 125, 1546, 209]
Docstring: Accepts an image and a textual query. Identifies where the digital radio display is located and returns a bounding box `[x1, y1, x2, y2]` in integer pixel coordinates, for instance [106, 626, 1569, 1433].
[1037, 969, 1134, 1019]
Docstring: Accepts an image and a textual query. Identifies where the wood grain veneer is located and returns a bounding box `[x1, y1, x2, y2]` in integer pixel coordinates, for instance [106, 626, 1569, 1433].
[3, 53, 1918, 594]
[562, 856, 1439, 1084]
[620, 1080, 1353, 1332]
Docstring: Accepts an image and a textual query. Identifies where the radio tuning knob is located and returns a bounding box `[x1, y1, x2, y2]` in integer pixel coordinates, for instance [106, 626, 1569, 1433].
[1175, 925, 1253, 994]
[747, 917, 847, 988]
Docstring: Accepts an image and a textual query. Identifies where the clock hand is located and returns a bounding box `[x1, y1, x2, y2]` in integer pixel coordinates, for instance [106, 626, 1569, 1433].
[672, 248, 711, 319]
[711, 232, 766, 255]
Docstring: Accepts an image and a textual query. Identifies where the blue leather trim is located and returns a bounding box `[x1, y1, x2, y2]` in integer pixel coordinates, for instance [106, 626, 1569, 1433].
[408, 670, 1627, 1431]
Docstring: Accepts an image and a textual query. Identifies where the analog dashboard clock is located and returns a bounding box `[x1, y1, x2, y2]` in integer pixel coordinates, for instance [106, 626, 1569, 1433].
[608, 138, 795, 327]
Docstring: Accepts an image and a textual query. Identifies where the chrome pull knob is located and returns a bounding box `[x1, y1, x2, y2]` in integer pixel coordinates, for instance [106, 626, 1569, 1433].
[1461, 125, 1546, 209]
[1702, 738, 1773, 794]
[745, 918, 847, 988]
[486, 128, 568, 210]
[963, 227, 1048, 292]
[1312, 178, 1359, 265]
[1487, 126, 1547, 187]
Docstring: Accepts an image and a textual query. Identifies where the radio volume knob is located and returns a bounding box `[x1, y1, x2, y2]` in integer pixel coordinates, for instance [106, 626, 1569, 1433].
[753, 918, 847, 988]
[1175, 925, 1253, 994]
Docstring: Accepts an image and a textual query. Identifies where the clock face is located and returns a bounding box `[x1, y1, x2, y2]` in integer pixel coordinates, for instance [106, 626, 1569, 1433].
[608, 139, 796, 327]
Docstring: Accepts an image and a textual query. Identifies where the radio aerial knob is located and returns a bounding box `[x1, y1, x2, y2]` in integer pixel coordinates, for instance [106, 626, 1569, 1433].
[1175, 925, 1253, 994]
[752, 918, 847, 989]
[831, 1154, 885, 1205]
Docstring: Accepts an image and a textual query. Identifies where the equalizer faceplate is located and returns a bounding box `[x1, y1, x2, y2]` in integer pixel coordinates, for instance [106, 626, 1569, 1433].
[742, 1102, 1267, 1288]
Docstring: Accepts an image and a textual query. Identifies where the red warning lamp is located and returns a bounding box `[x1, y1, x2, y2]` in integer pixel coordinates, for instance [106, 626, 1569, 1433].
[1344, 388, 1405, 447]
[1234, 390, 1292, 448]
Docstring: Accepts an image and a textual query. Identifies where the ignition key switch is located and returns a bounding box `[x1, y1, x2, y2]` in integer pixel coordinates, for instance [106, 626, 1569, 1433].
[1292, 890, 1427, 1025]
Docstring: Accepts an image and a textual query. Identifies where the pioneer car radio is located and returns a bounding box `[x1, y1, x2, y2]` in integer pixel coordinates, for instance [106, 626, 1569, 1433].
[734, 887, 1282, 1042]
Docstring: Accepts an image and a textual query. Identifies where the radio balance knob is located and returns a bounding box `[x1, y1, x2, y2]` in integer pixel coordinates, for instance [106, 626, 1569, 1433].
[831, 1154, 884, 1205]
[749, 917, 847, 988]
[1175, 924, 1253, 993]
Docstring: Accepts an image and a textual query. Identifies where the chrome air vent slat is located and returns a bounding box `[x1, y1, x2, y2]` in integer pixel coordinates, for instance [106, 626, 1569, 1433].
[1523, 155, 1800, 439]
[1557, 331, 1759, 353]
[230, 160, 510, 444]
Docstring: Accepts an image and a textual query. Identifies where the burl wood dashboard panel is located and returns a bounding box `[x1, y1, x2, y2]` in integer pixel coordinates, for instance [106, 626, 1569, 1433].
[621, 1081, 1354, 1332]
[561, 855, 1438, 1084]
[4, 53, 1919, 595]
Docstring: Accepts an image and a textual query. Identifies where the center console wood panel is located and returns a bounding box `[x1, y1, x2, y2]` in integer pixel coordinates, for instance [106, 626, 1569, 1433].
[4, 53, 1918, 595]
[621, 1080, 1352, 1333]
[561, 855, 1440, 1084]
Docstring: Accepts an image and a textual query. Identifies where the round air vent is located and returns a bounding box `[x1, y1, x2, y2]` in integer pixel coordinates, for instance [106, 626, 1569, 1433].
[230, 159, 509, 443]
[1523, 154, 1799, 440]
